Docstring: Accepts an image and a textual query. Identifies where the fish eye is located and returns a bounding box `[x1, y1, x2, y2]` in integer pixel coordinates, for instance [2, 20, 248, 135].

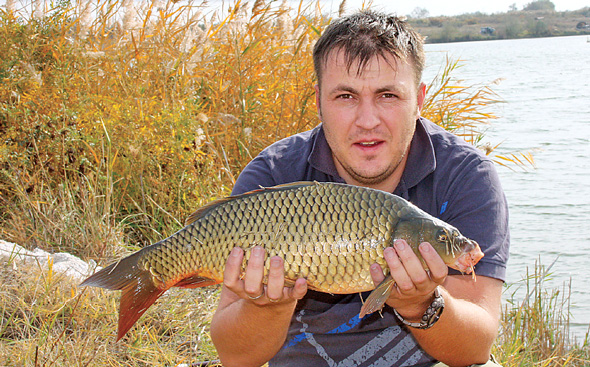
[436, 230, 448, 243]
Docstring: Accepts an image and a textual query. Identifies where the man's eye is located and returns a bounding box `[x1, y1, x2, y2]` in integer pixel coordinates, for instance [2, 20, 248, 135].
[382, 93, 397, 99]
[337, 94, 353, 99]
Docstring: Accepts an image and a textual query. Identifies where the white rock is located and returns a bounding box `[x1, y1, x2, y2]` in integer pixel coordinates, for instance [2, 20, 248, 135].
[0, 240, 31, 262]
[0, 239, 101, 281]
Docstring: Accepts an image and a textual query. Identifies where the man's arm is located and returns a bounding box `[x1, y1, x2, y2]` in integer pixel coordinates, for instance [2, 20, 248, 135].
[371, 240, 502, 366]
[210, 247, 307, 367]
[418, 274, 502, 364]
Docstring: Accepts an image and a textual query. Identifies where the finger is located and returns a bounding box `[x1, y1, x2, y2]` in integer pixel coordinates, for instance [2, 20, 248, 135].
[266, 256, 285, 301]
[369, 263, 385, 286]
[393, 240, 430, 291]
[384, 244, 414, 292]
[288, 278, 308, 300]
[223, 247, 244, 290]
[418, 242, 448, 284]
[243, 246, 265, 297]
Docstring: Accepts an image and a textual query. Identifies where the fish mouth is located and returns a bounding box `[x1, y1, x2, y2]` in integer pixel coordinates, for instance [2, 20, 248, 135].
[452, 239, 484, 276]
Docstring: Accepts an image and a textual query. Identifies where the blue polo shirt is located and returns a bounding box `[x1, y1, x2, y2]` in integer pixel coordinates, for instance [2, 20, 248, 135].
[231, 117, 510, 366]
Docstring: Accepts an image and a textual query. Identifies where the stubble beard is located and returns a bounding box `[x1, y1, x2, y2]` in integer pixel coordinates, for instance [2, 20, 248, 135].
[330, 118, 416, 187]
[334, 153, 405, 186]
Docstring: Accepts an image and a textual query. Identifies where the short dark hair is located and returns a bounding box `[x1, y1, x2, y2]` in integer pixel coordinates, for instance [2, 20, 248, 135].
[313, 10, 425, 87]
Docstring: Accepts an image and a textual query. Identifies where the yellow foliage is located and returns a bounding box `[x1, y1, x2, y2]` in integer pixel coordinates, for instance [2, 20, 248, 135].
[0, 0, 517, 254]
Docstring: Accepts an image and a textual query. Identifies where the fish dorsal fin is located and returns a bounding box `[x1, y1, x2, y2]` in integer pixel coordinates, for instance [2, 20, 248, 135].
[185, 196, 234, 226]
[184, 181, 318, 226]
[271, 181, 316, 189]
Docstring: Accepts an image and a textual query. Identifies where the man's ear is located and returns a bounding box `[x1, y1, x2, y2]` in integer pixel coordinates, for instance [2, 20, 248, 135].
[417, 82, 427, 116]
[314, 84, 322, 120]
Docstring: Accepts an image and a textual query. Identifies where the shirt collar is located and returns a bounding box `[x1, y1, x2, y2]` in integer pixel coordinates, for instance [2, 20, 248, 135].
[308, 118, 437, 192]
[397, 117, 437, 195]
[308, 124, 342, 179]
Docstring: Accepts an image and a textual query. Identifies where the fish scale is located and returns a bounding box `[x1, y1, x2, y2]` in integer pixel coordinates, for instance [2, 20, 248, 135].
[81, 181, 484, 340]
[186, 183, 386, 288]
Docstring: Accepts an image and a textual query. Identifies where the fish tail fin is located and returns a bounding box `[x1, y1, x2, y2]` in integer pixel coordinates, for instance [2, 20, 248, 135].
[117, 276, 165, 341]
[80, 250, 166, 341]
[359, 275, 396, 318]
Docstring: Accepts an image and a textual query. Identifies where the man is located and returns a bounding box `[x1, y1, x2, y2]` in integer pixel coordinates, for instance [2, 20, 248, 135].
[210, 10, 509, 367]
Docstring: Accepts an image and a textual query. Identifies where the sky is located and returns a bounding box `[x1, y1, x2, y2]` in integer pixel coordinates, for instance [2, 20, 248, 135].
[1, 0, 587, 19]
[330, 0, 589, 17]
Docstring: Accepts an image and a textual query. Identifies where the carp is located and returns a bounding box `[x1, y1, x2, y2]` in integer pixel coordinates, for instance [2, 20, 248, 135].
[81, 181, 484, 340]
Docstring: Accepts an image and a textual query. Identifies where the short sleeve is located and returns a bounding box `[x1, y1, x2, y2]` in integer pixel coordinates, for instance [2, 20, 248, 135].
[441, 159, 510, 281]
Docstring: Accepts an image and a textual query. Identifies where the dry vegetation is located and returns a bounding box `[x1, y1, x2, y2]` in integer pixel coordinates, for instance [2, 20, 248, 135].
[0, 257, 220, 366]
[0, 0, 585, 365]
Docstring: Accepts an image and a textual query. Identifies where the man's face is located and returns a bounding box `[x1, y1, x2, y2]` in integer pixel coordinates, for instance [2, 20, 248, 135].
[315, 50, 426, 191]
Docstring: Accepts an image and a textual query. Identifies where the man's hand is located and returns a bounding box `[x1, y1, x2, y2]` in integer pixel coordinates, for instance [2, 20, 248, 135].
[211, 246, 308, 367]
[369, 238, 502, 364]
[369, 239, 448, 320]
[223, 246, 308, 306]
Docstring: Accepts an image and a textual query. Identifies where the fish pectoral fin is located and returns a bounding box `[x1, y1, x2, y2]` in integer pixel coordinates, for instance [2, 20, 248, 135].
[359, 275, 396, 319]
[176, 275, 219, 289]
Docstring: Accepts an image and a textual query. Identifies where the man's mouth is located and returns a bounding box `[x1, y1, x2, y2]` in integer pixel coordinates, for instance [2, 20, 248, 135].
[356, 141, 381, 147]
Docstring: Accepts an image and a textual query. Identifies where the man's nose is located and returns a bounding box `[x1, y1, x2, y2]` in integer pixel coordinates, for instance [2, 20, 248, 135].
[354, 100, 380, 130]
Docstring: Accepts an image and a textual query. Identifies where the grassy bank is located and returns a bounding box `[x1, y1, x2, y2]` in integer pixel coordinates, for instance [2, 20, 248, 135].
[0, 0, 584, 365]
[1, 250, 588, 366]
[0, 255, 221, 365]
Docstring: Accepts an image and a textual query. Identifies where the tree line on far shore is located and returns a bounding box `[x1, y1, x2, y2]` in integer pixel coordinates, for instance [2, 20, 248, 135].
[407, 0, 590, 43]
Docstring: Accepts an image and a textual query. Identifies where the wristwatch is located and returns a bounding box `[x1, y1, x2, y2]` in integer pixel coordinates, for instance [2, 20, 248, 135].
[393, 286, 445, 330]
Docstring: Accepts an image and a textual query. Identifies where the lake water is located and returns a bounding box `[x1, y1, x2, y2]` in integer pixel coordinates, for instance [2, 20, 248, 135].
[423, 35, 590, 340]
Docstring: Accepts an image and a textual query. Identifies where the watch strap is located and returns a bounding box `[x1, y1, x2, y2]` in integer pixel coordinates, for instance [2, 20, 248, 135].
[393, 286, 445, 330]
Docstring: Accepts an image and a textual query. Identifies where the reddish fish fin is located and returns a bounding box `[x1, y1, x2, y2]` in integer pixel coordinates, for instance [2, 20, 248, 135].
[117, 275, 165, 340]
[176, 275, 219, 288]
[359, 275, 396, 318]
[80, 250, 167, 340]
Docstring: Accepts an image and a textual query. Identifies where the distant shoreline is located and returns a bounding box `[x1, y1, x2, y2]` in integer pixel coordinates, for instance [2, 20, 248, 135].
[408, 7, 590, 44]
[423, 32, 590, 45]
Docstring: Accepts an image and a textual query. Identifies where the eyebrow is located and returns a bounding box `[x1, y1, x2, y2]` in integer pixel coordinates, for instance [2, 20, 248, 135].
[376, 86, 405, 94]
[329, 85, 357, 95]
[329, 84, 407, 95]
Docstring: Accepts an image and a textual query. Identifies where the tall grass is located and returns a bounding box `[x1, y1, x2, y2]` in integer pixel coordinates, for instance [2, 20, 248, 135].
[1, 0, 324, 257]
[1, 0, 582, 365]
[495, 259, 590, 366]
[0, 257, 220, 365]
